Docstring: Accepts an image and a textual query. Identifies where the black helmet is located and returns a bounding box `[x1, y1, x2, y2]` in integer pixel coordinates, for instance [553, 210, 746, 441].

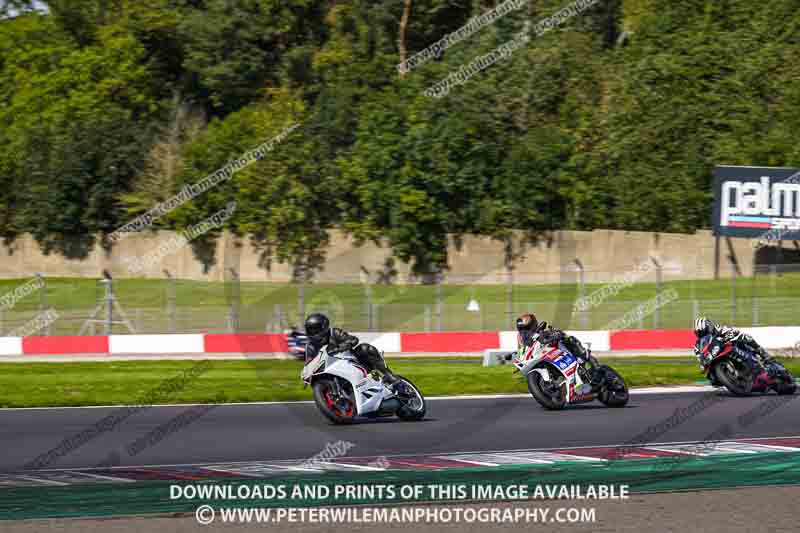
[694, 316, 714, 338]
[516, 313, 538, 332]
[304, 313, 330, 344]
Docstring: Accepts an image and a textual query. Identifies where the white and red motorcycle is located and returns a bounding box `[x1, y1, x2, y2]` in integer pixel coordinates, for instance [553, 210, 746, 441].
[513, 336, 629, 410]
[301, 346, 426, 424]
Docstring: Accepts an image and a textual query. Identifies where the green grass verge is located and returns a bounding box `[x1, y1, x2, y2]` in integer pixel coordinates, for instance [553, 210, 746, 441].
[1, 358, 798, 408]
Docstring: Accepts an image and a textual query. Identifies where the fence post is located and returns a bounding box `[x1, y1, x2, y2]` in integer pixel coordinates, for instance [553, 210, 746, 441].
[365, 281, 374, 331]
[436, 271, 443, 332]
[228, 268, 240, 333]
[424, 304, 431, 332]
[36, 273, 50, 336]
[770, 264, 777, 296]
[163, 270, 177, 334]
[574, 260, 588, 329]
[731, 261, 737, 325]
[651, 256, 662, 329]
[752, 268, 759, 326]
[506, 270, 514, 329]
[297, 273, 306, 328]
[272, 303, 284, 332]
[104, 276, 114, 336]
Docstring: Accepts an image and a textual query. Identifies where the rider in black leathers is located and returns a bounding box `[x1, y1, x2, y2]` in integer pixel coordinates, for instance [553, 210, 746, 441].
[693, 316, 783, 377]
[304, 313, 397, 383]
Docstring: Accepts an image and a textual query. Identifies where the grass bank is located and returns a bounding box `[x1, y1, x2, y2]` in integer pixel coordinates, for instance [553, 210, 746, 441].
[1, 357, 798, 408]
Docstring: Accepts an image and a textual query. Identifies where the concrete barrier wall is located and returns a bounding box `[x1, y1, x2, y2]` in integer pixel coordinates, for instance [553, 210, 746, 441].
[0, 228, 769, 284]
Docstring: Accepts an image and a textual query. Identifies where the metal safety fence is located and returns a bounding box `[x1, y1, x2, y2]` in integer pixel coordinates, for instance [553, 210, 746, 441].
[1, 264, 799, 335]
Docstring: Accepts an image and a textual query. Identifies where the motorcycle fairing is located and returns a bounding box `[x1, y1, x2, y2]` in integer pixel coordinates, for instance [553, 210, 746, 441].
[321, 356, 388, 415]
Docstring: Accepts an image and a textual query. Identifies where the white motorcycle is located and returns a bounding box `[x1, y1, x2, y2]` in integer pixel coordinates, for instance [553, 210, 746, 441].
[513, 336, 629, 410]
[301, 346, 426, 424]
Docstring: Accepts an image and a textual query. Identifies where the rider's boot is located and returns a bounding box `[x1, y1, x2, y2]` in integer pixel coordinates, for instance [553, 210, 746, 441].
[589, 368, 605, 390]
[576, 351, 604, 391]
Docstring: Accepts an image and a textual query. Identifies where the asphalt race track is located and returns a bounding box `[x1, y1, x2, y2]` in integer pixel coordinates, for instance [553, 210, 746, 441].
[0, 389, 798, 473]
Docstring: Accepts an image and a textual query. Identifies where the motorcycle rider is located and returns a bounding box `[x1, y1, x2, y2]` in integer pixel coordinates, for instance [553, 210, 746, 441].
[304, 313, 397, 383]
[693, 316, 783, 377]
[284, 324, 308, 360]
[516, 313, 603, 387]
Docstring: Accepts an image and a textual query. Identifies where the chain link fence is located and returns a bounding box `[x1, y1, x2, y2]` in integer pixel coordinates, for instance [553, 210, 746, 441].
[1, 264, 799, 335]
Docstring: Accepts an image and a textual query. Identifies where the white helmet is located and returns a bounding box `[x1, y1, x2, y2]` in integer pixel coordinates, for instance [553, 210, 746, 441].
[694, 316, 714, 337]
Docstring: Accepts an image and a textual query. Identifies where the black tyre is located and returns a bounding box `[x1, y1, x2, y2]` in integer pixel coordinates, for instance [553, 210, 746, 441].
[527, 367, 567, 410]
[395, 375, 427, 421]
[597, 366, 629, 408]
[312, 376, 356, 424]
[714, 359, 753, 396]
[777, 373, 797, 395]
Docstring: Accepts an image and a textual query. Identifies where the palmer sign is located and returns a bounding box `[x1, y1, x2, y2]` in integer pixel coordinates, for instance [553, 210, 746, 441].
[713, 165, 800, 240]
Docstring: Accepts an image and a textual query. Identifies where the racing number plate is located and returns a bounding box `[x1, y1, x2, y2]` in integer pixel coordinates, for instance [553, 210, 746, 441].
[552, 352, 577, 370]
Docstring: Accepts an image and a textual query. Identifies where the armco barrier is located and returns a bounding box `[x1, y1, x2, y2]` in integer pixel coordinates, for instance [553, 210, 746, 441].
[0, 327, 798, 356]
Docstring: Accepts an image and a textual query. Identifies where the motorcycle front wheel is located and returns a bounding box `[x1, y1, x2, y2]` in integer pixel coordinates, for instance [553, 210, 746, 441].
[527, 367, 567, 410]
[776, 370, 797, 395]
[312, 376, 357, 424]
[394, 375, 427, 421]
[597, 366, 629, 408]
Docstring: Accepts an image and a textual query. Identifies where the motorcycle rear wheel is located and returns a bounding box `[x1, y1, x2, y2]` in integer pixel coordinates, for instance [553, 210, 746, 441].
[527, 368, 567, 410]
[714, 359, 753, 396]
[312, 376, 357, 424]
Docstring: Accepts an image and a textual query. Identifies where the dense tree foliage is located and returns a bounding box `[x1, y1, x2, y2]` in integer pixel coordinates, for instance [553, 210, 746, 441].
[1, 0, 800, 274]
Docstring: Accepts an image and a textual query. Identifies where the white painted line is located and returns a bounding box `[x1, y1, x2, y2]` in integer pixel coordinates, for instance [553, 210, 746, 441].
[0, 384, 720, 411]
[442, 457, 498, 467]
[15, 435, 800, 477]
[317, 462, 384, 472]
[631, 385, 715, 394]
[15, 475, 68, 486]
[264, 464, 323, 473]
[737, 443, 800, 452]
[0, 386, 714, 411]
[540, 453, 607, 463]
[201, 466, 276, 478]
[74, 471, 136, 483]
[707, 446, 758, 454]
[486, 453, 553, 464]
